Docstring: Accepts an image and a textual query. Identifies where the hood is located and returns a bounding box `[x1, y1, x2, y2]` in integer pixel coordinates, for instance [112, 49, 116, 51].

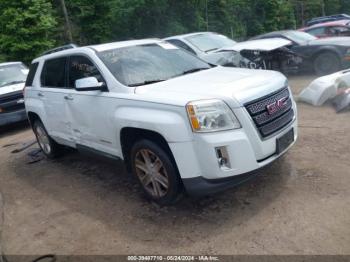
[134, 66, 287, 107]
[217, 38, 292, 52]
[0, 82, 25, 96]
[198, 38, 292, 66]
[307, 37, 350, 46]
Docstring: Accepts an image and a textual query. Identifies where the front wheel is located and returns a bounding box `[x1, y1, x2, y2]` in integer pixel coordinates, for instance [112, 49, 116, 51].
[313, 52, 341, 76]
[130, 140, 183, 205]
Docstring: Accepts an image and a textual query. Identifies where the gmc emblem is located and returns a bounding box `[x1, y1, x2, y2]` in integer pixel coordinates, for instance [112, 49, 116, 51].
[266, 97, 288, 115]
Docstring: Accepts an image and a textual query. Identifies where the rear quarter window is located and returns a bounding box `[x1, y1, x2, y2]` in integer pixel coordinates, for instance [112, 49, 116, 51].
[25, 62, 39, 87]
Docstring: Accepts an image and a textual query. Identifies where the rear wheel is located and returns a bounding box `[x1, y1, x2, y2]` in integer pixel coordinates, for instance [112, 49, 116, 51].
[313, 52, 341, 76]
[130, 139, 183, 205]
[33, 120, 63, 158]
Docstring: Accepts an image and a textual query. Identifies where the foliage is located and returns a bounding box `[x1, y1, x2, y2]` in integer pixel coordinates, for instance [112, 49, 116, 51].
[0, 0, 57, 63]
[1, 0, 350, 63]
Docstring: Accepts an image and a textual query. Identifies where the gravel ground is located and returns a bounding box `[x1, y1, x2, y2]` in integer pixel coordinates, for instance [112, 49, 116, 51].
[0, 75, 349, 256]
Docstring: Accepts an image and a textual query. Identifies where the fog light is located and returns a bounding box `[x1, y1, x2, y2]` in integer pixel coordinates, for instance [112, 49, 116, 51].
[215, 146, 231, 169]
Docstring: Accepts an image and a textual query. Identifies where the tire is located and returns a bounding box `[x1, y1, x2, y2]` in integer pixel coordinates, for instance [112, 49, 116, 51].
[130, 139, 183, 205]
[33, 120, 63, 159]
[313, 52, 341, 76]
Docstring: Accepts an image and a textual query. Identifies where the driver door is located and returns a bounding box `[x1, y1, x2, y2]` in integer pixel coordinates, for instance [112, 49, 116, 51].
[65, 55, 119, 156]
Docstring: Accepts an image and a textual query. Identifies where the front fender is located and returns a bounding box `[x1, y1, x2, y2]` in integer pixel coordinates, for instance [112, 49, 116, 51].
[114, 106, 194, 143]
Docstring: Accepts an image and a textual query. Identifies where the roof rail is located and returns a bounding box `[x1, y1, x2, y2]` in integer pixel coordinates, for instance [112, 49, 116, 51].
[41, 44, 78, 56]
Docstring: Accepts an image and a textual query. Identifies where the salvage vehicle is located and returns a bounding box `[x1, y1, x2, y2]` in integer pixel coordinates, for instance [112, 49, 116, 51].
[306, 14, 350, 27]
[300, 20, 350, 38]
[0, 62, 28, 126]
[252, 30, 350, 75]
[24, 40, 298, 205]
[164, 32, 302, 74]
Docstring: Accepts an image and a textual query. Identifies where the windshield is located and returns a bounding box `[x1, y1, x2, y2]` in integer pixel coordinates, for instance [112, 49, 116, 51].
[0, 64, 28, 88]
[98, 43, 211, 87]
[185, 33, 237, 52]
[284, 31, 317, 44]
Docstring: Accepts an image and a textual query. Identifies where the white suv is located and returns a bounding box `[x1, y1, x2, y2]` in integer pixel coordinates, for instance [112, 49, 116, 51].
[24, 40, 298, 205]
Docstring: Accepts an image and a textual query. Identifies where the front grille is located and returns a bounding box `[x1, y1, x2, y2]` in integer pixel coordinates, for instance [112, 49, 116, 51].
[0, 91, 25, 113]
[245, 87, 294, 138]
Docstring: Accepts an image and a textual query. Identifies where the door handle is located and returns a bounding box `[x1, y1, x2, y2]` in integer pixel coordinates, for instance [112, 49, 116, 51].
[37, 92, 44, 97]
[64, 95, 74, 101]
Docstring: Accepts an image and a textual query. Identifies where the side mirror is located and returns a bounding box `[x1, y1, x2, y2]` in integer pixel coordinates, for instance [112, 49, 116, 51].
[75, 77, 107, 91]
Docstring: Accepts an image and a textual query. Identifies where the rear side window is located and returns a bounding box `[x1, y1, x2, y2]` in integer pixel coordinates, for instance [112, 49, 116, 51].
[68, 55, 104, 88]
[25, 62, 39, 86]
[41, 57, 67, 88]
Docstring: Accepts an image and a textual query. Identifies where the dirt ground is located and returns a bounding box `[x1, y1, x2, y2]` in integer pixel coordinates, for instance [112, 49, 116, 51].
[0, 75, 349, 256]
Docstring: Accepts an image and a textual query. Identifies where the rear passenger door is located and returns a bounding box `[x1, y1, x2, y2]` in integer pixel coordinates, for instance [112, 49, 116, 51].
[40, 56, 75, 145]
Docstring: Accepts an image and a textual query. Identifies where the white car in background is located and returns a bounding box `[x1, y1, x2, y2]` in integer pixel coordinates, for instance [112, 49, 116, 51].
[164, 32, 301, 73]
[0, 62, 29, 126]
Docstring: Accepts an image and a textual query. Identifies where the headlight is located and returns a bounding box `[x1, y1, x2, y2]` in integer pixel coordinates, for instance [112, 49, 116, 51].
[186, 99, 241, 132]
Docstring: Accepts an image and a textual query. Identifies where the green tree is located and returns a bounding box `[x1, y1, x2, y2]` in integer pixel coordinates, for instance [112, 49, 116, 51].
[0, 0, 57, 63]
[61, 0, 114, 45]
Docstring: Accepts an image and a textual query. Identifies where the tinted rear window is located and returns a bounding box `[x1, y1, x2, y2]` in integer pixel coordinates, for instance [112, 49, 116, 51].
[25, 62, 39, 86]
[41, 57, 67, 88]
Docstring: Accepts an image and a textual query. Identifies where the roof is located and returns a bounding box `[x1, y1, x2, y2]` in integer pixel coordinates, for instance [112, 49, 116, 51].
[164, 32, 218, 40]
[308, 14, 350, 22]
[89, 38, 161, 52]
[33, 39, 162, 62]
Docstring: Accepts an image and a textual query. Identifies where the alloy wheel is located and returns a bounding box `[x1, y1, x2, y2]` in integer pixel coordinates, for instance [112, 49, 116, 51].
[35, 125, 51, 155]
[134, 149, 169, 198]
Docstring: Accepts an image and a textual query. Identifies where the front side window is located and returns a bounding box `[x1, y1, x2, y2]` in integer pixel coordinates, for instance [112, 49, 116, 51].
[98, 43, 211, 87]
[0, 63, 28, 88]
[41, 57, 67, 88]
[185, 33, 236, 52]
[68, 55, 104, 88]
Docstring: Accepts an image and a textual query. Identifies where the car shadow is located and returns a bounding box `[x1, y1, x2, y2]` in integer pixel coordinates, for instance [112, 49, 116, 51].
[0, 121, 30, 139]
[6, 143, 292, 250]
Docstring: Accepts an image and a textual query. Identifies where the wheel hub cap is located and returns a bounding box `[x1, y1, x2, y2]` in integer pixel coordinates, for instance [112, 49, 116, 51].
[134, 149, 169, 198]
[36, 126, 51, 154]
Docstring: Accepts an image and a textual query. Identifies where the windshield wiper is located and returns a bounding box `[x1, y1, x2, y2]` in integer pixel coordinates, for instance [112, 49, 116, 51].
[181, 67, 209, 76]
[0, 80, 25, 87]
[128, 79, 166, 87]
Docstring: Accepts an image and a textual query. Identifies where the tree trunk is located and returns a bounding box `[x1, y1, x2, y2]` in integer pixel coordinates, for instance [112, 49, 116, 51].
[59, 0, 73, 43]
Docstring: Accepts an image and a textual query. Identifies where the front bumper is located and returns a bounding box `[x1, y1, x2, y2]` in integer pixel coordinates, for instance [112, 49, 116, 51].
[0, 109, 27, 126]
[169, 115, 297, 196]
[182, 165, 266, 197]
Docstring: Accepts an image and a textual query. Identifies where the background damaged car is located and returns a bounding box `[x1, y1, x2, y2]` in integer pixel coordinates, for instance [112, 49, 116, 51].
[164, 32, 302, 74]
[252, 30, 350, 75]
